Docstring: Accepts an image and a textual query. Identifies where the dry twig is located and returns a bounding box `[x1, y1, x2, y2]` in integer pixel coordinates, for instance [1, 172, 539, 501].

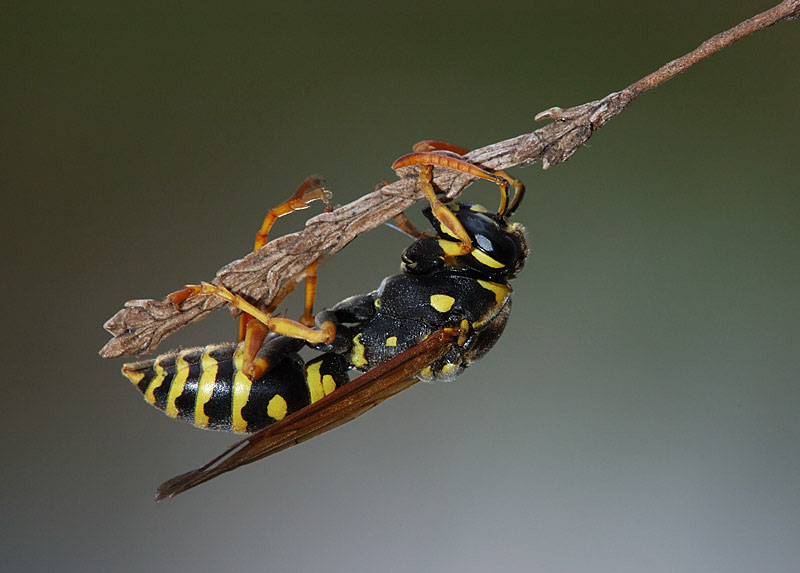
[100, 0, 799, 359]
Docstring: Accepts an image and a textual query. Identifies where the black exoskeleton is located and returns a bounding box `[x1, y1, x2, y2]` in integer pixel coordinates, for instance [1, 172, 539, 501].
[122, 151, 528, 436]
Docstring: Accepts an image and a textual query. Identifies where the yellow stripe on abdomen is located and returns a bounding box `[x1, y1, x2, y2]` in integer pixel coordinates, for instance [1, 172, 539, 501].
[306, 361, 324, 403]
[476, 279, 511, 304]
[231, 345, 252, 433]
[350, 333, 368, 368]
[121, 368, 145, 386]
[165, 352, 190, 418]
[143, 359, 167, 405]
[194, 350, 218, 429]
[473, 279, 512, 328]
[322, 374, 336, 396]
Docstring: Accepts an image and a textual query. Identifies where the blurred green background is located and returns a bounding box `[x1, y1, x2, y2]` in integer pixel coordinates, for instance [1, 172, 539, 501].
[2, 2, 798, 572]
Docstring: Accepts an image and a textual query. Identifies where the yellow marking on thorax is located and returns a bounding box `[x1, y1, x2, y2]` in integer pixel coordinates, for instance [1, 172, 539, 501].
[472, 280, 513, 328]
[194, 349, 218, 429]
[385, 336, 397, 347]
[476, 279, 511, 304]
[231, 345, 253, 433]
[306, 361, 325, 403]
[471, 248, 505, 268]
[430, 294, 455, 313]
[351, 333, 368, 367]
[121, 367, 144, 386]
[143, 359, 167, 405]
[267, 394, 287, 421]
[165, 352, 190, 418]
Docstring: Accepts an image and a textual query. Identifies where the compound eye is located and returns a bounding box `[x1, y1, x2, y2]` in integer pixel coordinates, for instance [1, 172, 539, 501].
[454, 208, 516, 263]
[486, 232, 519, 265]
[474, 233, 494, 253]
[475, 232, 518, 267]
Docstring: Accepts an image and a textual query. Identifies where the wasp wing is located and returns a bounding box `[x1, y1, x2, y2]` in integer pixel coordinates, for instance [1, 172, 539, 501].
[155, 327, 459, 500]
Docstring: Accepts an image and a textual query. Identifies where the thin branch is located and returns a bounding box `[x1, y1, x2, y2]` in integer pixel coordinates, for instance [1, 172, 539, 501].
[100, 0, 799, 359]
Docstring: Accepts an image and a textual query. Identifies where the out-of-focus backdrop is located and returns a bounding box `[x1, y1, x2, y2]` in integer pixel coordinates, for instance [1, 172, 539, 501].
[2, 2, 798, 572]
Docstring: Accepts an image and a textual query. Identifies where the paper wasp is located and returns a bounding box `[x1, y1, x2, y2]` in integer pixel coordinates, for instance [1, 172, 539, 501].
[119, 141, 528, 499]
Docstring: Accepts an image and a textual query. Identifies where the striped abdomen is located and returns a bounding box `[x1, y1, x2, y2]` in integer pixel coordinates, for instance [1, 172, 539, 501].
[122, 343, 309, 433]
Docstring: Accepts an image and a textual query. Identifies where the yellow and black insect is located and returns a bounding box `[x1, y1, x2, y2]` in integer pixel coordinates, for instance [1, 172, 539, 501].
[120, 141, 528, 499]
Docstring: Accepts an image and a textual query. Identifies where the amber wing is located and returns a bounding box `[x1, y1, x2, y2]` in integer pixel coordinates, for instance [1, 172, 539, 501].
[155, 327, 459, 500]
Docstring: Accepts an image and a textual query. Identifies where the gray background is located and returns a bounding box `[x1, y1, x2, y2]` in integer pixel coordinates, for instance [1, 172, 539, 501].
[3, 2, 799, 572]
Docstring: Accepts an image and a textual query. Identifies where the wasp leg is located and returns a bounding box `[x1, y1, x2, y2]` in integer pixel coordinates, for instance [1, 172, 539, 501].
[412, 139, 470, 155]
[170, 256, 324, 380]
[405, 141, 525, 217]
[241, 333, 306, 382]
[300, 258, 319, 327]
[315, 293, 376, 326]
[168, 177, 331, 343]
[392, 212, 428, 239]
[309, 294, 377, 357]
[499, 171, 525, 216]
[238, 177, 330, 340]
[391, 157, 473, 256]
[243, 252, 322, 374]
[235, 276, 299, 346]
[392, 149, 521, 254]
[253, 176, 331, 251]
[240, 320, 270, 379]
[180, 282, 337, 346]
[237, 252, 321, 377]
[167, 286, 198, 308]
[249, 292, 376, 381]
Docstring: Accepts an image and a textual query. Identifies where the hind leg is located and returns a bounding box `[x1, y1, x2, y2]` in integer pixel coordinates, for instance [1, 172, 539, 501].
[175, 281, 337, 347]
[169, 178, 331, 378]
[241, 177, 330, 341]
[235, 255, 321, 378]
[252, 176, 331, 250]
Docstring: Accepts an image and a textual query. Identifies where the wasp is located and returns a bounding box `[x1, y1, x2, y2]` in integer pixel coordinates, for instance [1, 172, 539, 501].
[120, 141, 528, 499]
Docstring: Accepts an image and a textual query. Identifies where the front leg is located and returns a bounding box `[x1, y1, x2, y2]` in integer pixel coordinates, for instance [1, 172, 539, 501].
[409, 140, 525, 215]
[392, 157, 474, 257]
